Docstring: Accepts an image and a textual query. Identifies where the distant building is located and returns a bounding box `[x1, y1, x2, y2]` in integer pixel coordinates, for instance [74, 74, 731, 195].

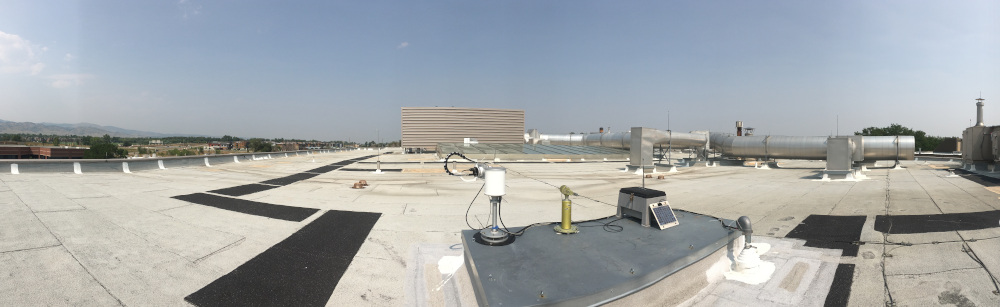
[0, 145, 86, 159]
[204, 143, 227, 151]
[401, 107, 525, 152]
[275, 143, 299, 151]
[149, 140, 163, 145]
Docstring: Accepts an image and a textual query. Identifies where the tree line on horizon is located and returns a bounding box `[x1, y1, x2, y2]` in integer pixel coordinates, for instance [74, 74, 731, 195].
[854, 123, 944, 152]
[0, 133, 359, 147]
[2, 132, 404, 159]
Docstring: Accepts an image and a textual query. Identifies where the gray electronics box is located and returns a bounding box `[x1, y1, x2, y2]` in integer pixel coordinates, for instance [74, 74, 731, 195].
[616, 187, 667, 227]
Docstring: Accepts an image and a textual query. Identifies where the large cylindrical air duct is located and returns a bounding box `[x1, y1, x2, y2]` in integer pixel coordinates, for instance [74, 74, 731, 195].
[861, 136, 916, 160]
[539, 130, 707, 149]
[536, 129, 915, 161]
[709, 133, 915, 161]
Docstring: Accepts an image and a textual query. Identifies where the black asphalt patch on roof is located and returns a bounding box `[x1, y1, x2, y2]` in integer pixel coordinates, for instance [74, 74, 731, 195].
[953, 169, 1000, 186]
[260, 172, 322, 186]
[184, 210, 381, 307]
[304, 165, 342, 173]
[785, 215, 866, 257]
[172, 193, 319, 222]
[187, 155, 378, 200]
[874, 210, 1000, 234]
[208, 184, 279, 197]
[331, 155, 376, 165]
[824, 263, 855, 307]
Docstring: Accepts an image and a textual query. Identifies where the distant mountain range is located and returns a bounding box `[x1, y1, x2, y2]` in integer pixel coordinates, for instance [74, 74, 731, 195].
[0, 119, 207, 138]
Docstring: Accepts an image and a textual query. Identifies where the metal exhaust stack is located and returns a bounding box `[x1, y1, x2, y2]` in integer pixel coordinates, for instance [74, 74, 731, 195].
[976, 97, 986, 127]
[736, 121, 743, 136]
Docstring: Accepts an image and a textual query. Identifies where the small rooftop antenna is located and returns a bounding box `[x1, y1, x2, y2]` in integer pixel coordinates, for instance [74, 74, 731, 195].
[374, 129, 382, 174]
[641, 154, 646, 188]
[667, 110, 672, 165]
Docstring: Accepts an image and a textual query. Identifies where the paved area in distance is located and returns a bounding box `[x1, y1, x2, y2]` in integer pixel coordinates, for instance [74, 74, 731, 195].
[1, 151, 999, 306]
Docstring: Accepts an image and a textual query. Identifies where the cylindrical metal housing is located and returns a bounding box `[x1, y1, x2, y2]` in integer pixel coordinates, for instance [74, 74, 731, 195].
[861, 136, 915, 161]
[538, 129, 915, 161]
[977, 98, 986, 127]
[483, 167, 506, 196]
[713, 135, 827, 159]
[543, 133, 585, 144]
[581, 132, 631, 148]
[542, 130, 707, 149]
[710, 133, 915, 160]
[561, 200, 572, 229]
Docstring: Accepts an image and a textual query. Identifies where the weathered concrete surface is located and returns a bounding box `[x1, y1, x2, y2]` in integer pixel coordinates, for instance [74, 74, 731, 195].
[667, 237, 842, 307]
[0, 152, 998, 306]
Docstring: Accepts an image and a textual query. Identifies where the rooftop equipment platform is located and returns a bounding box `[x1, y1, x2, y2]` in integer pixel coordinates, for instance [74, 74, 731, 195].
[462, 212, 739, 306]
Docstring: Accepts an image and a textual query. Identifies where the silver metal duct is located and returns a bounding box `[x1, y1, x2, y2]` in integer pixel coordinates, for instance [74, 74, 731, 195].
[537, 129, 914, 161]
[710, 133, 915, 161]
[540, 130, 707, 149]
[710, 135, 828, 159]
[976, 97, 986, 127]
[860, 136, 916, 161]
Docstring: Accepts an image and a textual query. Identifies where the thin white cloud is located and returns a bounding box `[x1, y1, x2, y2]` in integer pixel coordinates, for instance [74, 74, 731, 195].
[397, 42, 409, 49]
[0, 30, 46, 75]
[64, 53, 75, 61]
[178, 0, 202, 19]
[48, 74, 94, 89]
[30, 63, 45, 75]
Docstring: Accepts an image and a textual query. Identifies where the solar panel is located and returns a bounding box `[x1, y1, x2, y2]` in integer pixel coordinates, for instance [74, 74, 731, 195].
[650, 202, 679, 230]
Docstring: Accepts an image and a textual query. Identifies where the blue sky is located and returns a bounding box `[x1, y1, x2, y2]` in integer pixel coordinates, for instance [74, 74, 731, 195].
[1, 1, 997, 142]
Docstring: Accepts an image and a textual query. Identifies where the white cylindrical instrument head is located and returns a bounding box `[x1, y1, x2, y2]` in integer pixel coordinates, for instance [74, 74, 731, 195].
[484, 167, 506, 196]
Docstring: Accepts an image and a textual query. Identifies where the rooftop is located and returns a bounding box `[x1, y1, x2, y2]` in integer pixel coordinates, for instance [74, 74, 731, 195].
[1, 150, 998, 306]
